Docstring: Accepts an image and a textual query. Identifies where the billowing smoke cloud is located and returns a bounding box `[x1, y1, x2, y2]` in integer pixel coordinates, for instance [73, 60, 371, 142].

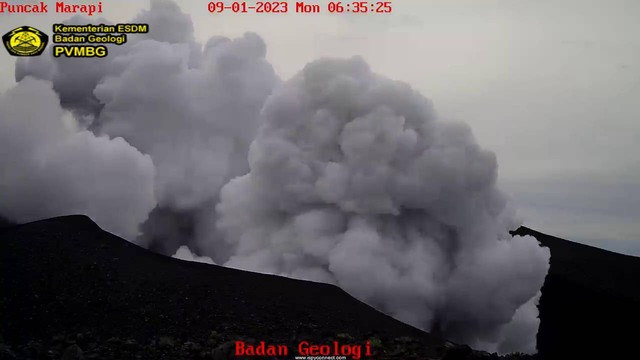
[0, 78, 156, 239]
[15, 15, 115, 125]
[133, 0, 195, 44]
[4, 0, 550, 354]
[93, 32, 278, 251]
[14, 0, 279, 252]
[14, 0, 199, 124]
[172, 245, 216, 265]
[214, 57, 550, 353]
[94, 32, 278, 210]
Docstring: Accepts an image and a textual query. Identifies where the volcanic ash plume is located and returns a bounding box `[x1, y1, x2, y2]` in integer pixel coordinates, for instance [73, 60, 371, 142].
[172, 245, 216, 265]
[14, 0, 198, 124]
[14, 1, 279, 252]
[0, 78, 156, 239]
[94, 32, 279, 210]
[6, 0, 550, 353]
[215, 57, 550, 353]
[93, 31, 278, 252]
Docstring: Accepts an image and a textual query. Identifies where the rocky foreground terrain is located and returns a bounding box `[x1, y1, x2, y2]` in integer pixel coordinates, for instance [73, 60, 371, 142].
[1, 216, 639, 359]
[510, 227, 640, 358]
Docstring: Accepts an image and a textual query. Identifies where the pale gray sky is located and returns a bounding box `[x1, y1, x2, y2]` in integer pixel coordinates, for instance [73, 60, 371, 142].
[1, 0, 639, 254]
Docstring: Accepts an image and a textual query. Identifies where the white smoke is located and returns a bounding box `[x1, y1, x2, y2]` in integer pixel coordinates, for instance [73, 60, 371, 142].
[14, 1, 279, 252]
[14, 0, 199, 124]
[172, 245, 216, 265]
[94, 32, 278, 209]
[92, 31, 278, 252]
[15, 15, 117, 125]
[0, 78, 156, 239]
[133, 0, 196, 44]
[214, 57, 550, 353]
[2, 0, 550, 354]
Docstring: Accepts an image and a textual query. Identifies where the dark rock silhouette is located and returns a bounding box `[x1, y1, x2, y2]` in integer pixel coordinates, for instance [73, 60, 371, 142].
[2, 215, 639, 358]
[0, 215, 488, 359]
[511, 227, 640, 358]
[0, 216, 14, 229]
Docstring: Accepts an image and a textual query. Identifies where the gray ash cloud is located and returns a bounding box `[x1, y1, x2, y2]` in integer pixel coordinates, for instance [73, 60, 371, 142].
[0, 0, 549, 354]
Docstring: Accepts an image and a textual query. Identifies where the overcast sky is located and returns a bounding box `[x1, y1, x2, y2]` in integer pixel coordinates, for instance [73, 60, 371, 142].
[1, 0, 638, 255]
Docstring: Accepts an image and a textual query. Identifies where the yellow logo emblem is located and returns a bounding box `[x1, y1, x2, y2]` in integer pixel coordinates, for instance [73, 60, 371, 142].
[3, 26, 49, 56]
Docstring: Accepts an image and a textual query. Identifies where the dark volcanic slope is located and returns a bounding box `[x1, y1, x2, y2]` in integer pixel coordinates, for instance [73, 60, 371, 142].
[6, 216, 639, 359]
[0, 216, 14, 229]
[1, 216, 459, 359]
[512, 227, 640, 358]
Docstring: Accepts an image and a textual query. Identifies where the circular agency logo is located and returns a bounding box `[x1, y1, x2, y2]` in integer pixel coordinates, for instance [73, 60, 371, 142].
[3, 26, 49, 56]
